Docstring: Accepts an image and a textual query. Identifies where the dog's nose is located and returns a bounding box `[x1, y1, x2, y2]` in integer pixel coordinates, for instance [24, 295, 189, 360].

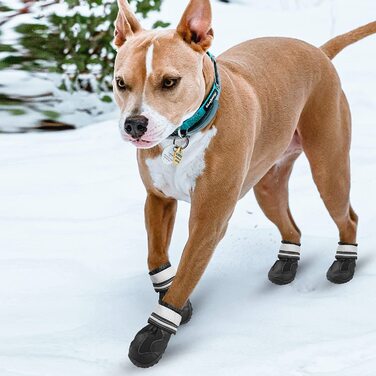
[124, 115, 148, 139]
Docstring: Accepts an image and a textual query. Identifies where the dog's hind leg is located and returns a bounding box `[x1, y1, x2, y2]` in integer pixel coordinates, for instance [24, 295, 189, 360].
[299, 87, 358, 284]
[253, 132, 303, 285]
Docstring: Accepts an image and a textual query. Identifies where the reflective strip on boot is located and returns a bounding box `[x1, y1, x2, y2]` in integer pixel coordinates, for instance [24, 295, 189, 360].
[148, 303, 182, 335]
[149, 263, 176, 292]
[336, 243, 358, 260]
[278, 241, 301, 260]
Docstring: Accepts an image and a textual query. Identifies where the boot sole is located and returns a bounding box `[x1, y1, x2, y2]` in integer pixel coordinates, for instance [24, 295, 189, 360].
[326, 272, 354, 284]
[268, 274, 295, 285]
[128, 349, 164, 369]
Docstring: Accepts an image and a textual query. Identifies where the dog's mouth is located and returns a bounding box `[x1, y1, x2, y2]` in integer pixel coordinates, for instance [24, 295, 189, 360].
[132, 138, 150, 144]
[119, 115, 178, 149]
[121, 132, 163, 149]
[129, 138, 157, 149]
[120, 127, 175, 149]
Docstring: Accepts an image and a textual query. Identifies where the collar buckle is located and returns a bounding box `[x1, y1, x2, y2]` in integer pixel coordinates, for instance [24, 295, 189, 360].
[177, 128, 187, 139]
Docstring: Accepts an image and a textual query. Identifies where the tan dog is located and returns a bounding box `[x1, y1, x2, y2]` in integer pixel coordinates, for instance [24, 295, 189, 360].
[113, 0, 376, 368]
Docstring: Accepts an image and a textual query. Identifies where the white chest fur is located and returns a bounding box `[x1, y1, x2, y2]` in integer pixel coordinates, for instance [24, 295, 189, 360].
[146, 127, 217, 203]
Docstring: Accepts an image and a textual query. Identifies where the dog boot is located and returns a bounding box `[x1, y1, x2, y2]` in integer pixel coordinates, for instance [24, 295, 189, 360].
[268, 241, 301, 285]
[128, 323, 171, 368]
[327, 243, 357, 284]
[129, 302, 182, 368]
[150, 262, 193, 325]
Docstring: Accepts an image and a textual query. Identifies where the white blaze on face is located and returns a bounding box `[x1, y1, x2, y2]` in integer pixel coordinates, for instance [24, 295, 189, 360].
[145, 43, 154, 77]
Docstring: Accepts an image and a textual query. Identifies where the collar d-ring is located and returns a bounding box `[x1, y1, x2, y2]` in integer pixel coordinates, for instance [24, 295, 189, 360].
[173, 137, 190, 150]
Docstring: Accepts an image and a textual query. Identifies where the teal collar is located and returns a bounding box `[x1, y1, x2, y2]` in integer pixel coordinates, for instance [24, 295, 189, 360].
[170, 52, 221, 139]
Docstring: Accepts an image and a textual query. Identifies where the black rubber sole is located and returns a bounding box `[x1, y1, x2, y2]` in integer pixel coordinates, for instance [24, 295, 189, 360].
[128, 352, 163, 369]
[268, 275, 295, 285]
[326, 272, 354, 284]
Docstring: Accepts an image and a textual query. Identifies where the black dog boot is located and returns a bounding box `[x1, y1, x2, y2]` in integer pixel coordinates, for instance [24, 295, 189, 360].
[129, 302, 182, 368]
[150, 262, 193, 325]
[327, 243, 357, 284]
[128, 323, 171, 368]
[268, 241, 301, 285]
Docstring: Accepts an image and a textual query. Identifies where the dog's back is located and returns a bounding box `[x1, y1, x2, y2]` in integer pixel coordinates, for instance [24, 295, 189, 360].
[216, 24, 376, 184]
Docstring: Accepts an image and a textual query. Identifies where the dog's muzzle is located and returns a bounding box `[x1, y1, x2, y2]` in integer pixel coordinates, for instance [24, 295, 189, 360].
[124, 115, 149, 140]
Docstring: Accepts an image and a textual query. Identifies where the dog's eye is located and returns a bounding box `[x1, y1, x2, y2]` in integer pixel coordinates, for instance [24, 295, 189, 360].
[116, 78, 128, 91]
[162, 77, 180, 90]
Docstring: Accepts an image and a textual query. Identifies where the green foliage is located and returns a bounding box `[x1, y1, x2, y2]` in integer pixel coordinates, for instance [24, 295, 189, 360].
[152, 20, 170, 29]
[100, 94, 113, 103]
[42, 110, 60, 119]
[133, 0, 163, 17]
[0, 4, 12, 12]
[0, 44, 16, 52]
[9, 108, 27, 116]
[1, 0, 168, 93]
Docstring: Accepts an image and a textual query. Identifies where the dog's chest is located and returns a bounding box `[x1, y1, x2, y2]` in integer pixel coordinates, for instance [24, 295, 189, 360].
[146, 128, 217, 203]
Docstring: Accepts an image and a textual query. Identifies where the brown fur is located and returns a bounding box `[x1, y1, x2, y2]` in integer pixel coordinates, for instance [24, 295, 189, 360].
[113, 0, 375, 309]
[321, 21, 376, 59]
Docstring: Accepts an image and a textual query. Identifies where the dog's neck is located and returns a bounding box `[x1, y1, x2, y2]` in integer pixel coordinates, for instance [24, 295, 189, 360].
[202, 53, 216, 98]
[168, 52, 219, 139]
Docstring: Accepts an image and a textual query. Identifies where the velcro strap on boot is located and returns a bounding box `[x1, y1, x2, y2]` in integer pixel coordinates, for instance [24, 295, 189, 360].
[278, 241, 301, 260]
[149, 263, 176, 292]
[148, 302, 182, 335]
[336, 243, 358, 260]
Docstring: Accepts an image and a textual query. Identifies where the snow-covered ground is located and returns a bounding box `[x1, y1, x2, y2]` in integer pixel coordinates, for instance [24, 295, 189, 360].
[1, 0, 376, 375]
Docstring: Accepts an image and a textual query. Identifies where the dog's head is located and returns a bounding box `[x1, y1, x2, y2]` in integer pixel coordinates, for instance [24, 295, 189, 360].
[113, 0, 214, 148]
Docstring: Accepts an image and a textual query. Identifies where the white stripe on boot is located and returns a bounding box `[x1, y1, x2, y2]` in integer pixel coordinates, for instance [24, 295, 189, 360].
[278, 242, 301, 260]
[149, 263, 176, 292]
[336, 244, 358, 259]
[148, 303, 182, 335]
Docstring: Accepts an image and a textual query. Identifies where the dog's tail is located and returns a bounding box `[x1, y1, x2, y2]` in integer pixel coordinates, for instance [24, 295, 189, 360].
[321, 21, 376, 60]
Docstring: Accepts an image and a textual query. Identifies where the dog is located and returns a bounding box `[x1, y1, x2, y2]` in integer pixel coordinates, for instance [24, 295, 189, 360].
[113, 0, 376, 368]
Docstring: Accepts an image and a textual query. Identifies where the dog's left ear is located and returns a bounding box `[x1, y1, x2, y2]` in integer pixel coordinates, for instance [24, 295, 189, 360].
[177, 0, 213, 52]
[114, 0, 142, 48]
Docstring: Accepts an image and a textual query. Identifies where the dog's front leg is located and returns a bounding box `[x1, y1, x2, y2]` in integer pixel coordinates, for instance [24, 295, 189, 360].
[145, 193, 177, 272]
[129, 177, 241, 368]
[145, 193, 193, 325]
[162, 196, 235, 309]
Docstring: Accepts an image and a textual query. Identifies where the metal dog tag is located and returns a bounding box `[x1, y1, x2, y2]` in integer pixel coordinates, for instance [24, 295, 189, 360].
[173, 146, 183, 165]
[162, 145, 175, 165]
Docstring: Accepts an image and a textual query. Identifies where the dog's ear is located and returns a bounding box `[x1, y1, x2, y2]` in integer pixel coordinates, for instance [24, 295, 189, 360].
[177, 0, 213, 51]
[114, 0, 142, 48]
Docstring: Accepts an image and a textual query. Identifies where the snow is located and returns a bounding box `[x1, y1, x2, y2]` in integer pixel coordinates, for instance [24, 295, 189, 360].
[1, 0, 376, 375]
[0, 69, 117, 133]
